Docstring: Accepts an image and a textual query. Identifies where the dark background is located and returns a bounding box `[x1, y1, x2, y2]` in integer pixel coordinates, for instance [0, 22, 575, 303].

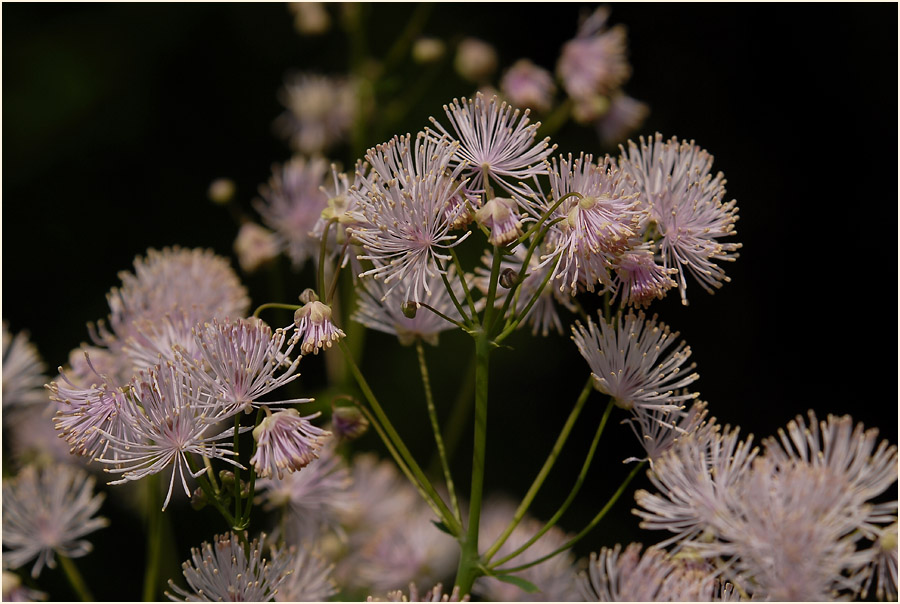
[3, 3, 898, 600]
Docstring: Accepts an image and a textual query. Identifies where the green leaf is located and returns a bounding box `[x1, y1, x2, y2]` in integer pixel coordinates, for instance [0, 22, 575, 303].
[492, 574, 540, 594]
[431, 520, 453, 535]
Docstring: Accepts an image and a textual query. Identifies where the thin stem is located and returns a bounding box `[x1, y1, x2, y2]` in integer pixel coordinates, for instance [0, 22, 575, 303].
[186, 455, 240, 532]
[318, 218, 337, 298]
[483, 376, 594, 563]
[416, 340, 462, 523]
[252, 302, 301, 319]
[415, 300, 469, 331]
[233, 413, 242, 523]
[378, 2, 433, 77]
[495, 252, 558, 344]
[448, 248, 480, 324]
[493, 460, 647, 574]
[483, 245, 504, 333]
[338, 339, 461, 536]
[241, 407, 266, 522]
[516, 192, 580, 246]
[142, 475, 164, 601]
[490, 397, 614, 568]
[57, 554, 93, 602]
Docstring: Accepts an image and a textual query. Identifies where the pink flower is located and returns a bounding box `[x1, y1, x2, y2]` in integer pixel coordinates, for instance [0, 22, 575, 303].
[251, 409, 331, 479]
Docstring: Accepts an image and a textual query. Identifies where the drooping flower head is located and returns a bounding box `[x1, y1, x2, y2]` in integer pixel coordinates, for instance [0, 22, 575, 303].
[619, 133, 741, 305]
[250, 409, 331, 479]
[2, 464, 108, 578]
[167, 533, 293, 602]
[474, 197, 523, 247]
[427, 93, 555, 200]
[254, 156, 330, 268]
[293, 298, 345, 355]
[571, 310, 699, 414]
[95, 362, 244, 510]
[540, 153, 644, 295]
[2, 323, 47, 409]
[348, 133, 471, 304]
[275, 72, 356, 155]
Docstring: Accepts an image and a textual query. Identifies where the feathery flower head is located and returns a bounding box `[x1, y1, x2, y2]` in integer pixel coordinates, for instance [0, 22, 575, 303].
[475, 197, 523, 247]
[234, 222, 280, 273]
[96, 362, 244, 510]
[2, 464, 108, 578]
[571, 310, 699, 413]
[313, 162, 364, 257]
[167, 533, 292, 602]
[185, 317, 309, 416]
[557, 7, 631, 101]
[293, 299, 345, 355]
[275, 72, 356, 154]
[2, 323, 47, 409]
[97, 247, 249, 347]
[251, 409, 331, 479]
[254, 156, 330, 268]
[353, 264, 465, 346]
[427, 93, 555, 199]
[272, 543, 337, 602]
[611, 244, 677, 308]
[500, 59, 556, 114]
[540, 153, 644, 295]
[349, 133, 470, 304]
[368, 583, 470, 602]
[619, 133, 741, 305]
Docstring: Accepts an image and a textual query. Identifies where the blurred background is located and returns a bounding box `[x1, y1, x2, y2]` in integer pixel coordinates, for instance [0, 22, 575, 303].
[3, 3, 897, 600]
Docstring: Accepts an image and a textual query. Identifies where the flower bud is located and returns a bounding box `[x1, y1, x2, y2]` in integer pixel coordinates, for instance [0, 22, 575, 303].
[208, 178, 236, 204]
[190, 486, 208, 510]
[499, 268, 520, 289]
[331, 404, 370, 440]
[401, 301, 419, 319]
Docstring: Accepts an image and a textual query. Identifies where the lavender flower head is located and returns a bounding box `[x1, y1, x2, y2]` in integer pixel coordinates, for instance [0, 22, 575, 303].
[275, 72, 356, 155]
[167, 533, 292, 602]
[250, 408, 331, 479]
[272, 543, 338, 602]
[619, 133, 741, 305]
[557, 7, 632, 101]
[2, 464, 108, 578]
[500, 59, 556, 114]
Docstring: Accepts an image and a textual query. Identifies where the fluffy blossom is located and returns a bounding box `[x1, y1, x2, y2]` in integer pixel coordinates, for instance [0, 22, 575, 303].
[275, 73, 356, 155]
[571, 310, 699, 414]
[2, 323, 47, 409]
[619, 134, 741, 305]
[273, 543, 337, 602]
[167, 533, 292, 602]
[500, 59, 556, 114]
[250, 409, 331, 479]
[2, 464, 108, 578]
[254, 156, 330, 268]
[557, 7, 631, 100]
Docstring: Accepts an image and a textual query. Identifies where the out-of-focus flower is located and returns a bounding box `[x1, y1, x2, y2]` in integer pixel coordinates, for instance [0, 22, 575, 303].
[251, 409, 331, 479]
[595, 92, 649, 147]
[2, 464, 108, 578]
[500, 59, 556, 114]
[255, 156, 330, 269]
[183, 318, 309, 417]
[2, 323, 48, 409]
[207, 177, 236, 204]
[353, 264, 465, 346]
[557, 7, 631, 101]
[859, 521, 898, 601]
[571, 310, 699, 413]
[474, 497, 581, 601]
[622, 398, 709, 464]
[5, 404, 75, 468]
[273, 543, 338, 602]
[610, 244, 677, 308]
[2, 571, 47, 602]
[454, 38, 497, 82]
[288, 2, 330, 35]
[475, 197, 523, 247]
[331, 404, 370, 440]
[122, 308, 207, 373]
[349, 133, 470, 304]
[427, 94, 555, 199]
[539, 154, 644, 295]
[276, 73, 356, 155]
[619, 134, 741, 305]
[368, 583, 470, 602]
[93, 247, 249, 348]
[234, 222, 280, 273]
[313, 162, 363, 258]
[167, 533, 292, 602]
[293, 299, 345, 355]
[577, 543, 721, 601]
[95, 363, 243, 510]
[412, 37, 446, 64]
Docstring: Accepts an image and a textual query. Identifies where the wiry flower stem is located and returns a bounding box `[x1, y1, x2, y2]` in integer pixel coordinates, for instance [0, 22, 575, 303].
[483, 246, 505, 331]
[318, 217, 338, 298]
[417, 340, 462, 524]
[58, 554, 92, 602]
[483, 376, 595, 563]
[252, 302, 302, 319]
[490, 396, 614, 569]
[448, 247, 480, 324]
[239, 407, 266, 524]
[493, 460, 646, 574]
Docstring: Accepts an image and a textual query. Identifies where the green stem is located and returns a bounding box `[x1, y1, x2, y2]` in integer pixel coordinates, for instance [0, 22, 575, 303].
[338, 339, 461, 536]
[318, 218, 337, 298]
[453, 332, 492, 597]
[416, 340, 462, 523]
[241, 407, 266, 522]
[490, 397, 613, 568]
[252, 302, 301, 319]
[233, 414, 243, 523]
[57, 554, 93, 602]
[431, 352, 476, 472]
[483, 377, 594, 562]
[493, 460, 646, 574]
[483, 246, 504, 333]
[186, 455, 242, 534]
[142, 475, 163, 601]
[448, 248, 480, 324]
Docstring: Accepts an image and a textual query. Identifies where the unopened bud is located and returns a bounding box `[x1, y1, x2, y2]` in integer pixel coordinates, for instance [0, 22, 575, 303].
[219, 470, 236, 493]
[191, 486, 208, 510]
[401, 301, 419, 319]
[499, 268, 519, 289]
[332, 404, 370, 440]
[299, 288, 319, 305]
[208, 178, 236, 204]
